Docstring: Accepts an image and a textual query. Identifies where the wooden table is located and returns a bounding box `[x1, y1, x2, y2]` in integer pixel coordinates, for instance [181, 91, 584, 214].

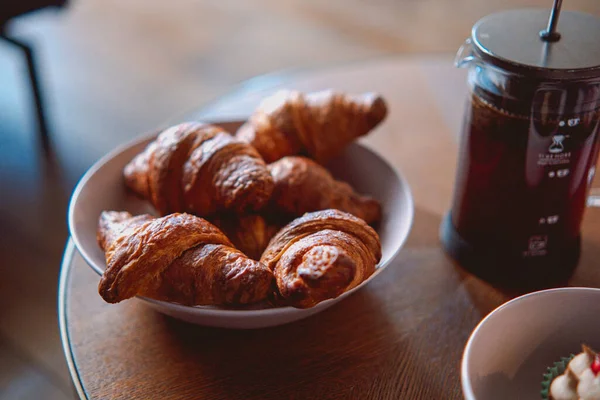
[59, 56, 600, 399]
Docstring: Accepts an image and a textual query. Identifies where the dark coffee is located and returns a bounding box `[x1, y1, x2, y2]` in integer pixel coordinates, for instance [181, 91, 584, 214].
[442, 83, 600, 287]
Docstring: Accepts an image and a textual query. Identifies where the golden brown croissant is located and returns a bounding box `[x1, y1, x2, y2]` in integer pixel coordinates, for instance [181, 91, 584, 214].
[261, 209, 382, 308]
[268, 156, 381, 224]
[97, 211, 273, 306]
[124, 122, 274, 216]
[236, 89, 388, 163]
[209, 214, 284, 261]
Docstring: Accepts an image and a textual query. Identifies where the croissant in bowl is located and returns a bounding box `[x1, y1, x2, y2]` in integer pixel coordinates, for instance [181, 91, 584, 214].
[124, 122, 274, 217]
[268, 156, 381, 224]
[97, 211, 274, 306]
[261, 209, 382, 308]
[237, 89, 387, 163]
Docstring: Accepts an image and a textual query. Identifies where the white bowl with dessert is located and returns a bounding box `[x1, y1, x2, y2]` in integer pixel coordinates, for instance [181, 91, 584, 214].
[462, 287, 600, 400]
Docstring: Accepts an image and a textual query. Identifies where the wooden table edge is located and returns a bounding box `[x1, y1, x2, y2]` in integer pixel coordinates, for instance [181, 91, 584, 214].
[58, 238, 88, 400]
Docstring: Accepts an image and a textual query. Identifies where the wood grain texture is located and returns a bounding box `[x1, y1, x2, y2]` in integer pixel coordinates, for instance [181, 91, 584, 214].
[61, 57, 600, 399]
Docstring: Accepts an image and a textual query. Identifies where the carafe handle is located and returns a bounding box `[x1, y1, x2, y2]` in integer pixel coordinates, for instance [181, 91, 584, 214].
[455, 38, 476, 69]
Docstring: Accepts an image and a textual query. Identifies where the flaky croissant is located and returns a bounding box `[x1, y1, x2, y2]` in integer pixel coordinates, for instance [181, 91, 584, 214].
[261, 209, 382, 308]
[209, 214, 283, 261]
[97, 211, 273, 306]
[268, 156, 381, 224]
[236, 89, 387, 163]
[124, 122, 274, 216]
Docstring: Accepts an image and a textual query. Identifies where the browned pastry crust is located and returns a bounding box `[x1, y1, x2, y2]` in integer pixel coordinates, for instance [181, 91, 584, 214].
[209, 214, 284, 261]
[261, 209, 382, 308]
[236, 89, 388, 163]
[97, 211, 273, 306]
[124, 122, 274, 216]
[268, 156, 382, 224]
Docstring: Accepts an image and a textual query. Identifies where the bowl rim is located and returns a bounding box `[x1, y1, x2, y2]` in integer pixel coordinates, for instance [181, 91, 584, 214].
[461, 286, 600, 400]
[68, 118, 415, 315]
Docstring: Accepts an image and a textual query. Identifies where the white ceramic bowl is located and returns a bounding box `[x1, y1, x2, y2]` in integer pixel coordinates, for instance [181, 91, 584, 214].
[462, 287, 600, 400]
[68, 119, 414, 329]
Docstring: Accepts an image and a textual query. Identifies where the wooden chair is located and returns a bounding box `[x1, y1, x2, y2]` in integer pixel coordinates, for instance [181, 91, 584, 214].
[1, 1, 68, 148]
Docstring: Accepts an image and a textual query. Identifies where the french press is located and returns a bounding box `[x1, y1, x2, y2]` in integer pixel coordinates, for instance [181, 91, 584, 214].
[440, 2, 600, 287]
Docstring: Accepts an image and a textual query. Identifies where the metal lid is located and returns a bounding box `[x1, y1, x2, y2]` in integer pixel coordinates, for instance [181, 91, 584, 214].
[472, 9, 600, 80]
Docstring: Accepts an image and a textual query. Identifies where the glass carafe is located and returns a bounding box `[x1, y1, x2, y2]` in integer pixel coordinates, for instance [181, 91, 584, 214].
[440, 9, 600, 288]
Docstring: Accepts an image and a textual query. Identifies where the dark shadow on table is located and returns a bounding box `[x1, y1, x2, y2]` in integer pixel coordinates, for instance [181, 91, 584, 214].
[147, 206, 491, 399]
[154, 290, 407, 399]
[570, 232, 600, 288]
[457, 224, 600, 324]
[407, 207, 509, 320]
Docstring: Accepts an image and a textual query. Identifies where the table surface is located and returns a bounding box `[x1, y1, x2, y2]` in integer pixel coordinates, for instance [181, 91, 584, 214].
[59, 56, 600, 400]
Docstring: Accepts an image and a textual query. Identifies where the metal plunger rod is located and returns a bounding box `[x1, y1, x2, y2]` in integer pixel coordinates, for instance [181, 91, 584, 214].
[541, 0, 563, 41]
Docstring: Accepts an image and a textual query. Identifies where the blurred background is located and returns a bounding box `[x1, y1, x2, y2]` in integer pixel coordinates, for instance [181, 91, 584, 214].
[1, 0, 599, 398]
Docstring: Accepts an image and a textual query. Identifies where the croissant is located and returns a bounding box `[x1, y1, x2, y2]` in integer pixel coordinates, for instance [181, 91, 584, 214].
[97, 211, 273, 306]
[124, 122, 274, 216]
[209, 214, 284, 261]
[236, 89, 388, 163]
[268, 156, 381, 224]
[261, 209, 382, 308]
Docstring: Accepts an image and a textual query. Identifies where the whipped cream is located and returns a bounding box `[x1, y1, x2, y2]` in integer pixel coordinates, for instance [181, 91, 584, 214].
[550, 346, 600, 400]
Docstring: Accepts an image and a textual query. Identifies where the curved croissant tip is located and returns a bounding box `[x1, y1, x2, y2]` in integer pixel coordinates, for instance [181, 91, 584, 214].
[97, 211, 134, 251]
[365, 94, 388, 128]
[98, 278, 121, 303]
[99, 211, 133, 224]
